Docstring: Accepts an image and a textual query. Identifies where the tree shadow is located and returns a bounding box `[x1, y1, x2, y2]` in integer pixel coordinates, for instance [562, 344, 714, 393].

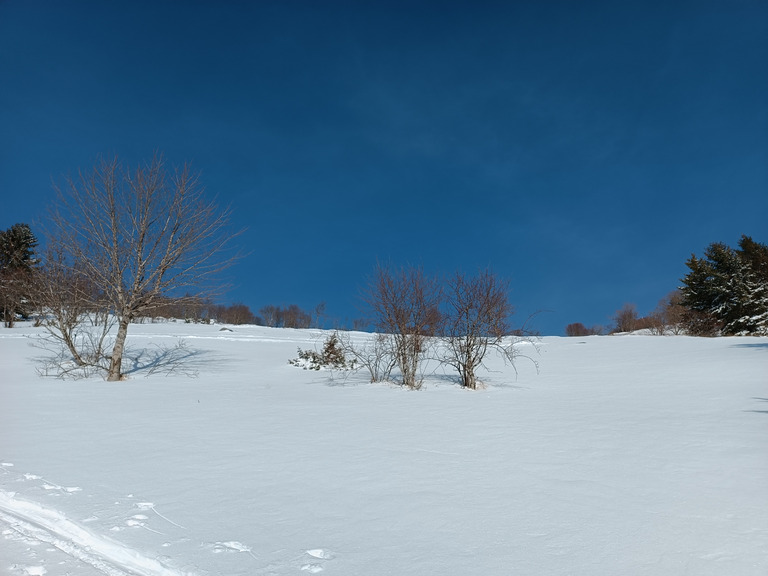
[122, 340, 227, 378]
[744, 397, 768, 415]
[731, 342, 768, 349]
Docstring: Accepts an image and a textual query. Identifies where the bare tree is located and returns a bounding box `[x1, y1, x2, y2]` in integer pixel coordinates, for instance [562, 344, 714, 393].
[645, 311, 667, 335]
[281, 304, 312, 329]
[47, 155, 239, 381]
[566, 322, 605, 336]
[218, 302, 257, 325]
[652, 290, 686, 335]
[312, 302, 327, 329]
[565, 322, 591, 337]
[613, 303, 639, 333]
[364, 263, 441, 389]
[259, 305, 279, 327]
[441, 270, 517, 389]
[258, 304, 312, 328]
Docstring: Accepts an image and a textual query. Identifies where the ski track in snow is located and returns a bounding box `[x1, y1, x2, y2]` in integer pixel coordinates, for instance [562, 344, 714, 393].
[1, 465, 337, 575]
[0, 486, 195, 576]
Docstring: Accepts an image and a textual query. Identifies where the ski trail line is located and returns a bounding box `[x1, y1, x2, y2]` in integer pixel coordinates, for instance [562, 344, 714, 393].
[0, 489, 196, 576]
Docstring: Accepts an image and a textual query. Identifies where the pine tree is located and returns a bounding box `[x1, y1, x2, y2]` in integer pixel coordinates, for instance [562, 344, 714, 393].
[680, 235, 768, 335]
[680, 253, 720, 335]
[0, 223, 39, 326]
[0, 223, 38, 270]
[736, 236, 768, 334]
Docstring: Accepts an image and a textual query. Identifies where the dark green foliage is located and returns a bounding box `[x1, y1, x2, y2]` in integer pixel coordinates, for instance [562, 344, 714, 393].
[0, 223, 39, 326]
[320, 332, 347, 368]
[680, 235, 768, 335]
[289, 332, 353, 370]
[0, 223, 38, 270]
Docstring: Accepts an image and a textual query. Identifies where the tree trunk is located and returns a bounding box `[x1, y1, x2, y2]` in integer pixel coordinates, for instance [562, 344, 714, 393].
[107, 318, 130, 381]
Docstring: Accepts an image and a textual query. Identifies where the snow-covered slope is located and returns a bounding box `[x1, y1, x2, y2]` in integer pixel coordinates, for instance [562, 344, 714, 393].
[1, 323, 766, 575]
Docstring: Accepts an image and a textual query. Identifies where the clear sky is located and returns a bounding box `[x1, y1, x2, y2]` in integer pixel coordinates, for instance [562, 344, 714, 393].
[1, 1, 766, 335]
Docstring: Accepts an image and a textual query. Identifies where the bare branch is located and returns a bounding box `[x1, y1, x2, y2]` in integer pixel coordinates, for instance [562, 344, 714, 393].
[45, 154, 242, 380]
[363, 263, 441, 389]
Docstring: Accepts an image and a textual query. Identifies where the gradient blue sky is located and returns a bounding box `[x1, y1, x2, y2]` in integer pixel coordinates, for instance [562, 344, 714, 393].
[1, 1, 766, 334]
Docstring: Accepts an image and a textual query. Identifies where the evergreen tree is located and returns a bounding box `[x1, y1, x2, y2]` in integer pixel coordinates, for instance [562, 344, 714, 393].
[0, 223, 39, 326]
[0, 223, 38, 270]
[736, 236, 768, 333]
[680, 235, 768, 335]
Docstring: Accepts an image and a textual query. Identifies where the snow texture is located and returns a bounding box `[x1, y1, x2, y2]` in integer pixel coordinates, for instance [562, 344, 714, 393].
[1, 321, 767, 575]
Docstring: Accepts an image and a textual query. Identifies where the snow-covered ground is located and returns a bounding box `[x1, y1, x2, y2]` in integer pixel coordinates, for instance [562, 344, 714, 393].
[1, 322, 766, 575]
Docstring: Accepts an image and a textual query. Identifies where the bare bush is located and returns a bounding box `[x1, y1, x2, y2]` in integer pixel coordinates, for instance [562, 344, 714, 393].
[259, 304, 279, 327]
[613, 303, 639, 333]
[337, 331, 397, 383]
[216, 302, 258, 325]
[566, 322, 591, 337]
[438, 270, 518, 389]
[364, 263, 441, 389]
[651, 290, 686, 335]
[645, 312, 667, 335]
[282, 304, 312, 329]
[31, 245, 114, 374]
[259, 304, 313, 328]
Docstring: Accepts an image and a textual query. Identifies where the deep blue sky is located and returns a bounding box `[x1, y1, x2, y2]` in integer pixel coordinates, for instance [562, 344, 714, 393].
[1, 1, 766, 334]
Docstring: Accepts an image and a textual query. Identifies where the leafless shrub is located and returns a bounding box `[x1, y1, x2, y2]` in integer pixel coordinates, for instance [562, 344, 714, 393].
[259, 304, 279, 327]
[364, 263, 441, 389]
[337, 331, 397, 383]
[441, 270, 532, 389]
[566, 322, 592, 337]
[652, 290, 686, 335]
[259, 304, 313, 328]
[645, 312, 667, 335]
[31, 245, 114, 372]
[215, 302, 257, 325]
[313, 302, 327, 328]
[612, 303, 639, 333]
[282, 304, 312, 329]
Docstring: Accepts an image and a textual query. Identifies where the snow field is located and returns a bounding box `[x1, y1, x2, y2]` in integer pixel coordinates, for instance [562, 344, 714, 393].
[1, 322, 766, 575]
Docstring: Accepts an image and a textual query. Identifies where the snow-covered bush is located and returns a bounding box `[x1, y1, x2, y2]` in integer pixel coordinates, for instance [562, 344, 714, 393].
[289, 332, 355, 371]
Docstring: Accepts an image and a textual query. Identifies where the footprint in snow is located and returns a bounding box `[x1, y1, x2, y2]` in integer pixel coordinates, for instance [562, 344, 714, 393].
[122, 514, 164, 534]
[306, 549, 334, 560]
[300, 549, 335, 572]
[19, 473, 81, 494]
[42, 483, 81, 493]
[10, 565, 46, 576]
[211, 540, 259, 560]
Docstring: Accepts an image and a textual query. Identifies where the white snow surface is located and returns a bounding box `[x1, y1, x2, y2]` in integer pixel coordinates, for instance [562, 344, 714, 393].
[1, 322, 766, 575]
